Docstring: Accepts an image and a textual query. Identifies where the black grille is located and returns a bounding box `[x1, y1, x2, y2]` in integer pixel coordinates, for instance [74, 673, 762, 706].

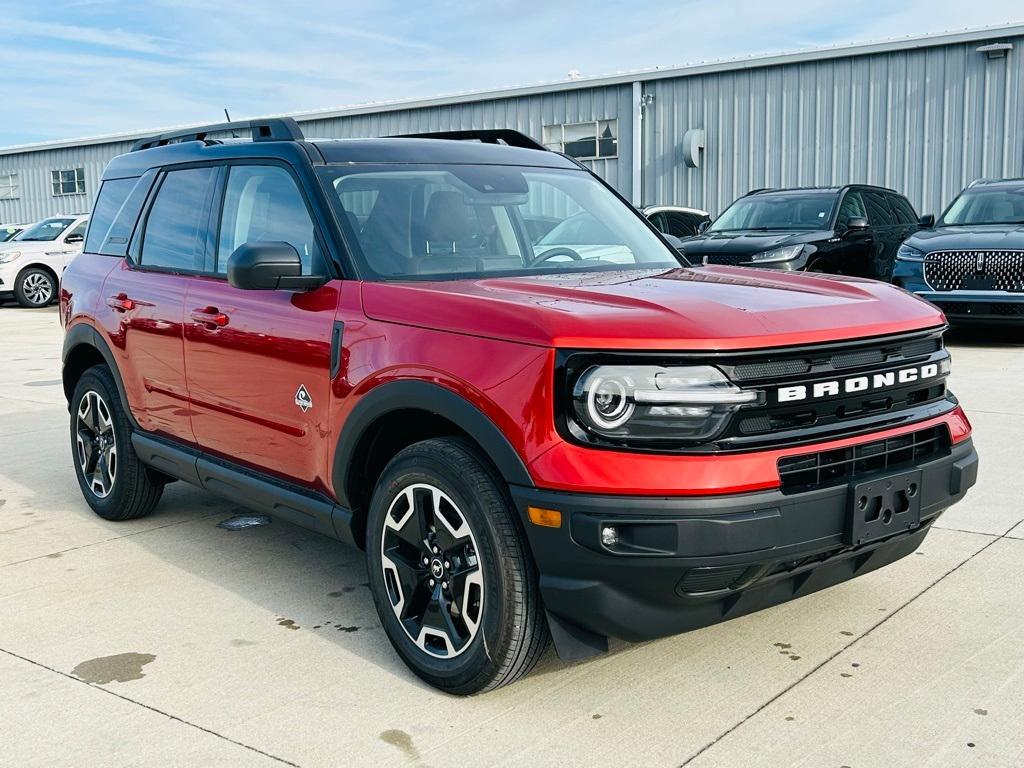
[924, 250, 1024, 292]
[700, 253, 750, 266]
[729, 337, 940, 382]
[934, 300, 1024, 317]
[778, 426, 949, 493]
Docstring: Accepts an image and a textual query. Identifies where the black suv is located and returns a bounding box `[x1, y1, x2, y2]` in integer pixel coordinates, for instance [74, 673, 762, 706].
[893, 178, 1024, 323]
[679, 185, 921, 280]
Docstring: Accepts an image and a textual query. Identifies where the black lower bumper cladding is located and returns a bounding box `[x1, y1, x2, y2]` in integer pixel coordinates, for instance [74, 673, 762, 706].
[512, 439, 977, 658]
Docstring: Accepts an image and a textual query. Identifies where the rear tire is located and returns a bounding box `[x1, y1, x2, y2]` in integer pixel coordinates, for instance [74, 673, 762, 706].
[365, 437, 548, 694]
[70, 365, 163, 521]
[14, 267, 57, 308]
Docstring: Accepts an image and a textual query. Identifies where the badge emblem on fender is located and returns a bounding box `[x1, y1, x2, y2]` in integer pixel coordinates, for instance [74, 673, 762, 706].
[295, 385, 313, 413]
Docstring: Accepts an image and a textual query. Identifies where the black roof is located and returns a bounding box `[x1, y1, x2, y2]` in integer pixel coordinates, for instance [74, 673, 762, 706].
[103, 120, 577, 180]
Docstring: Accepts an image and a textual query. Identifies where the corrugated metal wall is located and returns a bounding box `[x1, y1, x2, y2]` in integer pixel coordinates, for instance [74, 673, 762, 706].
[0, 140, 134, 223]
[643, 35, 1024, 216]
[296, 84, 634, 195]
[0, 34, 1020, 225]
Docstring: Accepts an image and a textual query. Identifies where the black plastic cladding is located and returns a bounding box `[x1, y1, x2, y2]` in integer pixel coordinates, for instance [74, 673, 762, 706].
[556, 326, 953, 454]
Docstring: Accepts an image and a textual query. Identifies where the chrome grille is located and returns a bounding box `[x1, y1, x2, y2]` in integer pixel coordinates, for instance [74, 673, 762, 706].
[923, 250, 1024, 292]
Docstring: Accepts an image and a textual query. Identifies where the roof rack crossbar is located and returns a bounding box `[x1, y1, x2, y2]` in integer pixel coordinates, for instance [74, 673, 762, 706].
[131, 117, 304, 152]
[388, 129, 547, 152]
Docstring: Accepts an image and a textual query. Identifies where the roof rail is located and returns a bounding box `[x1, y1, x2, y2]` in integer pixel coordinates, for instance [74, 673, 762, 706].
[389, 129, 547, 152]
[131, 117, 305, 152]
[744, 187, 774, 196]
[969, 176, 1024, 187]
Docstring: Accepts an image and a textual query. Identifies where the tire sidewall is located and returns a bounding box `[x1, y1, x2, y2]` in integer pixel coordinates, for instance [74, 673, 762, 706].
[70, 367, 135, 517]
[16, 267, 56, 307]
[365, 446, 515, 690]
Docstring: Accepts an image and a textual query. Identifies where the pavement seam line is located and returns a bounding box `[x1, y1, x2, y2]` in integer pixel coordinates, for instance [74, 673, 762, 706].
[0, 511, 222, 569]
[677, 522, 1019, 767]
[0, 645, 300, 767]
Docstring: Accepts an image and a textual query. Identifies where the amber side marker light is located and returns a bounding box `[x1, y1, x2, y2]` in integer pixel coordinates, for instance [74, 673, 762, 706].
[527, 506, 562, 528]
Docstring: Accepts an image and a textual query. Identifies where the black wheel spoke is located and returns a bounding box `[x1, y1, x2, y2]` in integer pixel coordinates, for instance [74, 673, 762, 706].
[75, 390, 117, 499]
[380, 483, 484, 659]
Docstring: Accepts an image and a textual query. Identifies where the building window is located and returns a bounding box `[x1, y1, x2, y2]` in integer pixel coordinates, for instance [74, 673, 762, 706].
[542, 120, 618, 159]
[0, 172, 17, 200]
[51, 168, 86, 196]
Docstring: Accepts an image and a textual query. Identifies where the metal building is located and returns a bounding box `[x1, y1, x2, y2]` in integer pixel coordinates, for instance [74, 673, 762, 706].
[1, 23, 1021, 225]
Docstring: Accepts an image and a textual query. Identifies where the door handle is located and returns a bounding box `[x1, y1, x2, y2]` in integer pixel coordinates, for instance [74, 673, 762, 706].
[107, 294, 137, 312]
[191, 307, 230, 328]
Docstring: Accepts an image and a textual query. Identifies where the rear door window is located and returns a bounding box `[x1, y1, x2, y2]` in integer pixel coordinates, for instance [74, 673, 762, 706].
[216, 165, 323, 275]
[863, 190, 896, 227]
[139, 167, 217, 271]
[890, 195, 918, 225]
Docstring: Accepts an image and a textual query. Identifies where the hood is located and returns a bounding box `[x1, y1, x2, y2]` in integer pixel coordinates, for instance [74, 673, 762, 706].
[0, 239, 52, 254]
[679, 230, 823, 257]
[906, 224, 1024, 252]
[361, 267, 944, 351]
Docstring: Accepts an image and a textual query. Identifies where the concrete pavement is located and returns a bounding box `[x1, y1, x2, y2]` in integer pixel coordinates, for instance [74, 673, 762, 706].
[1, 307, 1021, 768]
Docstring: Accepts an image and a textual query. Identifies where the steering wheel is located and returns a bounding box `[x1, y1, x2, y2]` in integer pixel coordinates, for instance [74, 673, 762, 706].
[529, 247, 583, 266]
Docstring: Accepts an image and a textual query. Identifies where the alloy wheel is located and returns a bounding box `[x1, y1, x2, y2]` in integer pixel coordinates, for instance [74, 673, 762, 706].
[75, 390, 117, 498]
[380, 483, 484, 658]
[22, 272, 53, 305]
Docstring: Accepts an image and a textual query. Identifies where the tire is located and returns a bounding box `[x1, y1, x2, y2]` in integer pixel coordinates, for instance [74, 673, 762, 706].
[805, 259, 830, 274]
[365, 437, 548, 695]
[14, 267, 57, 308]
[70, 365, 163, 521]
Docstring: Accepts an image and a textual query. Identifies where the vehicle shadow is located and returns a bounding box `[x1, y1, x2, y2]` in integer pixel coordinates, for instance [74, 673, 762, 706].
[123, 480, 575, 690]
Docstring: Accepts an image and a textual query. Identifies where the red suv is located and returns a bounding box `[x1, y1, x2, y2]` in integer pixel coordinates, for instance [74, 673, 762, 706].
[60, 119, 978, 694]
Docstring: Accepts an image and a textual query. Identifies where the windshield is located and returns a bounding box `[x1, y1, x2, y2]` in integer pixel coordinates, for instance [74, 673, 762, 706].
[0, 227, 21, 242]
[15, 217, 75, 242]
[709, 192, 837, 232]
[939, 185, 1024, 226]
[318, 164, 681, 279]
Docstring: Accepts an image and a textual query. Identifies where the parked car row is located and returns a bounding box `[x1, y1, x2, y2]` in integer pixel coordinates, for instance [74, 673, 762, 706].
[647, 178, 1024, 324]
[0, 214, 88, 307]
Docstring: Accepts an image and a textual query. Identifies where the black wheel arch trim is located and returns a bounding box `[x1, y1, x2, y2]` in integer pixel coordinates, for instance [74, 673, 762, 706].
[62, 324, 140, 431]
[332, 380, 535, 510]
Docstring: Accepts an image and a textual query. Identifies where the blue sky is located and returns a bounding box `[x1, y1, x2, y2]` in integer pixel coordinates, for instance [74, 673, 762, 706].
[2, 0, 1020, 147]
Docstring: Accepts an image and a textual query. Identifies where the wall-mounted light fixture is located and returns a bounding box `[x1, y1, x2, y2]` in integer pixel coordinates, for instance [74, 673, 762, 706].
[977, 42, 1013, 59]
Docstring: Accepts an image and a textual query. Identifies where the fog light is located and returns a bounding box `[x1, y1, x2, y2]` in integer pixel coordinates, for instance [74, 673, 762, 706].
[601, 525, 619, 547]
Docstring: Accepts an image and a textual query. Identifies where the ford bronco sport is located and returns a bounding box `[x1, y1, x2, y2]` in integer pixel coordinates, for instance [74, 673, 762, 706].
[60, 118, 978, 695]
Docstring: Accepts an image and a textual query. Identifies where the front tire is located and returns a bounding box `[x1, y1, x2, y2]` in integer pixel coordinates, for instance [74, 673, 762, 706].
[70, 365, 163, 521]
[15, 267, 57, 307]
[365, 438, 548, 694]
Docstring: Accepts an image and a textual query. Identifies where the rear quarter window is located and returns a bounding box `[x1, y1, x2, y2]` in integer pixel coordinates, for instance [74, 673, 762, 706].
[86, 172, 156, 257]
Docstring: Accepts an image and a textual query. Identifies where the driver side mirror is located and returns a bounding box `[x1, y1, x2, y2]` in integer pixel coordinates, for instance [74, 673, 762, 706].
[65, 233, 84, 245]
[697, 219, 711, 234]
[918, 214, 935, 228]
[227, 242, 327, 291]
[843, 216, 869, 234]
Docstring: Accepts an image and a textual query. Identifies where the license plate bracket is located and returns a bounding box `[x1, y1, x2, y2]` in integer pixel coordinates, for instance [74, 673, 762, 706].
[846, 470, 923, 546]
[962, 274, 997, 291]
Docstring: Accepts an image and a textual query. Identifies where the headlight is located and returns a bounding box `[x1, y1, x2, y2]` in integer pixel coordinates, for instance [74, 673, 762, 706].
[0, 250, 22, 264]
[896, 244, 925, 262]
[570, 364, 762, 444]
[749, 244, 804, 263]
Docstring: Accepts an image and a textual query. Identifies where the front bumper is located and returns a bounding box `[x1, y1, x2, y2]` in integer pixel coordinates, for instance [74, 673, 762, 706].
[892, 261, 1024, 322]
[512, 437, 977, 647]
